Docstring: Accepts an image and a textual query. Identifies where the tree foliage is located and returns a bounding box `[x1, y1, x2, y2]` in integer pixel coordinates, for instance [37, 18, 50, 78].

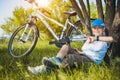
[1, 7, 33, 34]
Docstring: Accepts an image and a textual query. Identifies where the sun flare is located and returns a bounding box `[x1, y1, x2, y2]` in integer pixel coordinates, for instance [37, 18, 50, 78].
[36, 0, 50, 7]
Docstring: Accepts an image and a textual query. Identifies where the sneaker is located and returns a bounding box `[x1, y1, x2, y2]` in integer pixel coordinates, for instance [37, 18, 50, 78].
[28, 66, 45, 75]
[42, 57, 62, 69]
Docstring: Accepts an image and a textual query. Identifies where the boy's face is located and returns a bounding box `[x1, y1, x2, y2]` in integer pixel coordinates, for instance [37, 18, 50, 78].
[92, 26, 105, 36]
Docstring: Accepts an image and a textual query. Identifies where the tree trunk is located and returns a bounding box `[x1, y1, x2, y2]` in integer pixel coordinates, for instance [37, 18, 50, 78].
[110, 0, 120, 58]
[105, 0, 116, 31]
[70, 0, 85, 25]
[70, 0, 92, 36]
[79, 0, 92, 36]
[96, 0, 104, 20]
[86, 0, 90, 17]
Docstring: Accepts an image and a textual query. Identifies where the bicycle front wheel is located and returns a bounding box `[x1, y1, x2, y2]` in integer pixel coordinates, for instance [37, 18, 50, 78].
[66, 21, 86, 48]
[8, 23, 39, 58]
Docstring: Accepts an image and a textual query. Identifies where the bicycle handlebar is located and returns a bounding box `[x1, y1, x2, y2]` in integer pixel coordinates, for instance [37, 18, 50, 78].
[24, 0, 35, 4]
[25, 0, 38, 7]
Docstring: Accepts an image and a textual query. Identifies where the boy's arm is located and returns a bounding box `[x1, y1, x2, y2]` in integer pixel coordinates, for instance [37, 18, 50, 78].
[98, 36, 113, 43]
[88, 36, 113, 43]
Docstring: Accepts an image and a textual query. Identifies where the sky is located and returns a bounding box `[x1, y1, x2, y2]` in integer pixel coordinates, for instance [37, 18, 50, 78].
[0, 0, 32, 36]
[0, 0, 31, 25]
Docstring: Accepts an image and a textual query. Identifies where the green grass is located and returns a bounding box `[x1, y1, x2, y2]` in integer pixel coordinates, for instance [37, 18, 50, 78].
[0, 40, 120, 80]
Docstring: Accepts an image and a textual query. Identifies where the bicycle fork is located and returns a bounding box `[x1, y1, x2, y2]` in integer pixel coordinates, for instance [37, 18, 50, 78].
[19, 24, 33, 43]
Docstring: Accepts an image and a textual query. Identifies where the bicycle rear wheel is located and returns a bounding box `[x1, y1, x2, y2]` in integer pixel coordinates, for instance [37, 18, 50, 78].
[66, 21, 86, 49]
[8, 23, 39, 58]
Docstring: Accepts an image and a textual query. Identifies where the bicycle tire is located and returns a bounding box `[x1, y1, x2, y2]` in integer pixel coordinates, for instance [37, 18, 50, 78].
[66, 21, 86, 48]
[8, 23, 39, 58]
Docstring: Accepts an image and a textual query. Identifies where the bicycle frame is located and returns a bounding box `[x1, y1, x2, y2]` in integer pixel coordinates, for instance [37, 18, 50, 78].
[34, 10, 76, 40]
[20, 2, 86, 43]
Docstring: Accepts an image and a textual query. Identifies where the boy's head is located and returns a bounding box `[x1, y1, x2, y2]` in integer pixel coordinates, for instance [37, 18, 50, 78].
[91, 19, 105, 36]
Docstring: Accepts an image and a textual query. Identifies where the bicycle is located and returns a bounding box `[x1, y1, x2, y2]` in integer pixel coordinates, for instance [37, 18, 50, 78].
[8, 0, 87, 58]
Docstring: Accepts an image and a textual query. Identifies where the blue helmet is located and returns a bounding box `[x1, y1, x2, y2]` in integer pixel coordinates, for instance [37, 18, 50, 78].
[91, 19, 105, 28]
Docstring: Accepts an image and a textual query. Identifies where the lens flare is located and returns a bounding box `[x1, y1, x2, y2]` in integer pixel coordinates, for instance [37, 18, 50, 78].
[36, 0, 50, 7]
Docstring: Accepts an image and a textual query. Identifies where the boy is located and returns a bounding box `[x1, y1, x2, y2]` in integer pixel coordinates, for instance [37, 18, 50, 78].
[28, 19, 113, 75]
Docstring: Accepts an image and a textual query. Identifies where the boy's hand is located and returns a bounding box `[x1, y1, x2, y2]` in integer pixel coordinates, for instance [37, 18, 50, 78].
[74, 48, 84, 54]
[87, 36, 95, 43]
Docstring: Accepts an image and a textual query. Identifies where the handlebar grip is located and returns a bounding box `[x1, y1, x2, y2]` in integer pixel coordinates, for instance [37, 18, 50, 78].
[39, 8, 51, 15]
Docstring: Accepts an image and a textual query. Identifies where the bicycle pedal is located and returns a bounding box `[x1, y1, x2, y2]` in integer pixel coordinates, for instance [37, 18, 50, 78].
[59, 37, 70, 43]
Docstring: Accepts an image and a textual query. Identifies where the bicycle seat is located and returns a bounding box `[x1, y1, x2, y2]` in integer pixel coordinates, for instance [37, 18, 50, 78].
[63, 11, 77, 16]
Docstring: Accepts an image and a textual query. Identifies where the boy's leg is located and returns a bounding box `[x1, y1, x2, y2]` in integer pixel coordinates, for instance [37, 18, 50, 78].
[62, 53, 93, 68]
[56, 44, 69, 59]
[28, 44, 70, 74]
[42, 44, 70, 69]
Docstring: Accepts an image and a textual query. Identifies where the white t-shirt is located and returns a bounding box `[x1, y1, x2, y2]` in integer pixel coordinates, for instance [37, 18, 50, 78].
[82, 41, 109, 64]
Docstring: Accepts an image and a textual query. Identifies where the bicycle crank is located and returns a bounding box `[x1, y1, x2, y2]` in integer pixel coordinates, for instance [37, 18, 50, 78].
[49, 37, 70, 48]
